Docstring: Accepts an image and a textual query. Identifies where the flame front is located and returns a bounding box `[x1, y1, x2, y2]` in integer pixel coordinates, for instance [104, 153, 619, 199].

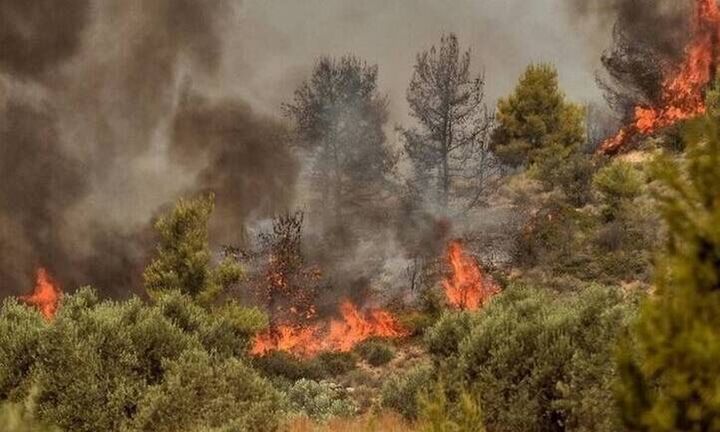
[443, 241, 499, 311]
[251, 301, 408, 358]
[20, 267, 61, 320]
[600, 0, 720, 154]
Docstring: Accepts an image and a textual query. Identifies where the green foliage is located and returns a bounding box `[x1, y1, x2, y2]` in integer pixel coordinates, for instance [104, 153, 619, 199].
[593, 159, 645, 221]
[253, 351, 325, 382]
[285, 379, 357, 421]
[355, 339, 395, 367]
[426, 285, 633, 432]
[492, 63, 585, 167]
[314, 351, 358, 376]
[0, 299, 47, 400]
[155, 290, 267, 358]
[424, 312, 476, 362]
[531, 143, 595, 206]
[0, 287, 277, 432]
[128, 350, 280, 432]
[616, 116, 720, 431]
[34, 294, 199, 431]
[381, 364, 434, 419]
[143, 195, 241, 302]
[417, 382, 485, 432]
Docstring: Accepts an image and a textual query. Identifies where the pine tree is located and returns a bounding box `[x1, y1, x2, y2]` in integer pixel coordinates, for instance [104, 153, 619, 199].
[491, 63, 585, 167]
[143, 195, 241, 304]
[616, 114, 720, 431]
[401, 33, 497, 209]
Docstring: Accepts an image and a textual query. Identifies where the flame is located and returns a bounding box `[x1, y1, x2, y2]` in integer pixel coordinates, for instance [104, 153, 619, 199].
[19, 267, 61, 320]
[251, 301, 408, 358]
[600, 0, 720, 154]
[442, 240, 499, 311]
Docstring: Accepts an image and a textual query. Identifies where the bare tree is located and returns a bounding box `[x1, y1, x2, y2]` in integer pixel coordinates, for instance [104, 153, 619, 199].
[258, 212, 322, 324]
[401, 33, 498, 209]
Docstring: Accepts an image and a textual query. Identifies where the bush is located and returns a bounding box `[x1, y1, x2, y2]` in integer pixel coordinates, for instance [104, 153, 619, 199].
[417, 382, 485, 432]
[453, 284, 633, 432]
[253, 351, 325, 381]
[396, 311, 438, 338]
[313, 351, 358, 376]
[424, 312, 477, 361]
[380, 364, 434, 419]
[0, 288, 280, 432]
[355, 340, 395, 367]
[285, 379, 357, 421]
[128, 350, 280, 432]
[0, 299, 47, 400]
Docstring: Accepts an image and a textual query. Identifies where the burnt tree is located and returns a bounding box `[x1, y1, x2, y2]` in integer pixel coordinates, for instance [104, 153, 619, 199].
[401, 33, 498, 209]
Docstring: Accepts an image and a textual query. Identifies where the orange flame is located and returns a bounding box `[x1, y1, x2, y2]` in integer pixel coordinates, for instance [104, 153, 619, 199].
[251, 301, 408, 358]
[600, 0, 720, 154]
[443, 241, 499, 311]
[20, 267, 61, 320]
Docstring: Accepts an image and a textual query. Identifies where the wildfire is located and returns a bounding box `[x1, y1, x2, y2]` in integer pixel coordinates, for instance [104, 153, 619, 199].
[600, 0, 720, 154]
[251, 301, 408, 358]
[20, 267, 61, 320]
[443, 240, 499, 311]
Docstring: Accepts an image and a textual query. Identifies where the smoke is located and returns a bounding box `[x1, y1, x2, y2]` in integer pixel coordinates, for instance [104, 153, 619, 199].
[0, 0, 90, 78]
[1, 0, 657, 300]
[170, 89, 299, 246]
[567, 0, 692, 60]
[565, 0, 694, 117]
[0, 0, 298, 297]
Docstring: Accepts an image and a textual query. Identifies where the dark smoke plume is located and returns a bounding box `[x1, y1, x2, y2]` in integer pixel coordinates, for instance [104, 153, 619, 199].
[0, 101, 86, 293]
[170, 89, 300, 246]
[0, 0, 90, 78]
[567, 0, 694, 118]
[0, 0, 299, 298]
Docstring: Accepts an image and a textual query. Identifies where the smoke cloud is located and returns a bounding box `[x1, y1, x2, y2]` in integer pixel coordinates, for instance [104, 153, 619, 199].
[1, 0, 644, 299]
[0, 0, 297, 297]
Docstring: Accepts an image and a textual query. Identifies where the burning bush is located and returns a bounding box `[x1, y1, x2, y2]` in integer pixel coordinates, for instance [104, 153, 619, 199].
[442, 240, 500, 311]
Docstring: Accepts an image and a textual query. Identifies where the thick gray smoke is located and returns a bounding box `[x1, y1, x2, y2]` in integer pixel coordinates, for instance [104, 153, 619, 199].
[170, 89, 299, 246]
[1, 0, 636, 299]
[0, 0, 298, 297]
[567, 0, 692, 60]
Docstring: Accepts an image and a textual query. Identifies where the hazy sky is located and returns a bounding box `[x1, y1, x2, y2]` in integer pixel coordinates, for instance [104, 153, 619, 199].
[214, 0, 610, 120]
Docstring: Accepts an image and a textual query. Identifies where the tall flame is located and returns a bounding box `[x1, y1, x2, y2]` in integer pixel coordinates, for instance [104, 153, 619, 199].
[600, 0, 720, 154]
[20, 267, 61, 320]
[251, 301, 408, 358]
[443, 240, 499, 311]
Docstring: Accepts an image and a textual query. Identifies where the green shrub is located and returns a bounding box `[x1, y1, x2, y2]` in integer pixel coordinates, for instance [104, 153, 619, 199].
[128, 350, 280, 432]
[417, 382, 485, 432]
[424, 312, 476, 361]
[380, 364, 434, 419]
[285, 379, 357, 421]
[454, 284, 633, 432]
[355, 340, 395, 367]
[253, 351, 324, 381]
[313, 351, 358, 376]
[396, 310, 438, 337]
[0, 288, 280, 432]
[0, 299, 47, 400]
